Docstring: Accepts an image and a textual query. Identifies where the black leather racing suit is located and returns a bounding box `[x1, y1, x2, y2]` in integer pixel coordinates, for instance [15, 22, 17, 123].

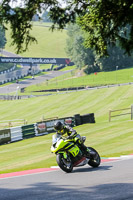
[56, 125, 89, 154]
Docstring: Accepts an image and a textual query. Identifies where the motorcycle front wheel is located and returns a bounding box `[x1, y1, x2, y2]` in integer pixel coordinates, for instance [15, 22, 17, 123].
[56, 153, 73, 173]
[88, 147, 101, 168]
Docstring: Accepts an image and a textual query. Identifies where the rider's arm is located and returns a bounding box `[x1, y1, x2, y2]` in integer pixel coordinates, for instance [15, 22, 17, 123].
[65, 126, 77, 138]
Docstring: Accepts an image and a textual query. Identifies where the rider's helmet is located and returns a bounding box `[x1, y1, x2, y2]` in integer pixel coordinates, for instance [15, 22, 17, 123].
[54, 121, 64, 132]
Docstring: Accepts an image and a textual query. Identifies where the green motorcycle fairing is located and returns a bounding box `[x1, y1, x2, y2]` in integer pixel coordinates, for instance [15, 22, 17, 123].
[51, 138, 80, 157]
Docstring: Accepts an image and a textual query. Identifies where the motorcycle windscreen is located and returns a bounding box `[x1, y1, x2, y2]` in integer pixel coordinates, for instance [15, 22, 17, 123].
[52, 133, 61, 145]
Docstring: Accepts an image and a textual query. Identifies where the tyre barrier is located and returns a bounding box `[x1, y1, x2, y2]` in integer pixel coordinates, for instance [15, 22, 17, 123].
[22, 124, 36, 139]
[74, 114, 82, 126]
[74, 113, 95, 125]
[81, 113, 95, 124]
[0, 113, 95, 145]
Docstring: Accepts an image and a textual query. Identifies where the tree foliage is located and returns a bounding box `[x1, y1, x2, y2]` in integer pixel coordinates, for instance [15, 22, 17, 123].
[66, 24, 133, 74]
[78, 0, 133, 56]
[66, 24, 95, 69]
[0, 25, 6, 49]
[99, 44, 133, 71]
[0, 0, 133, 55]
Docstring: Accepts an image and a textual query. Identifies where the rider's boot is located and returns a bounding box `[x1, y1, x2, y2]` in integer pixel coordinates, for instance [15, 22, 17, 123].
[80, 144, 90, 157]
[80, 143, 96, 159]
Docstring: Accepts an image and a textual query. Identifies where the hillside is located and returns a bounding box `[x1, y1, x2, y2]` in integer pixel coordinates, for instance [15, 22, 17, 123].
[1, 22, 133, 174]
[0, 84, 133, 173]
[24, 67, 133, 93]
[5, 22, 67, 58]
[0, 84, 133, 125]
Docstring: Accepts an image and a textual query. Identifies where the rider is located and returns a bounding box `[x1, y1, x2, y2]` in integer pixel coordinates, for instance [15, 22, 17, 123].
[53, 121, 93, 158]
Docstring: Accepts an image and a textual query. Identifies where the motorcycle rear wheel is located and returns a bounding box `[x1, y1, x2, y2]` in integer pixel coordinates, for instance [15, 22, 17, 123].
[88, 147, 101, 167]
[56, 153, 73, 173]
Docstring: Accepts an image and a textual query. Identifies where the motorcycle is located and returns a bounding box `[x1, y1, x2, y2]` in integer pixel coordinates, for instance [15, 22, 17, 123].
[51, 134, 101, 173]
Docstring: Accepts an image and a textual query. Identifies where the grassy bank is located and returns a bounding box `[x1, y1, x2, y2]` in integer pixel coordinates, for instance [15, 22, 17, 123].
[1, 21, 133, 174]
[0, 84, 133, 173]
[1, 84, 133, 125]
[24, 67, 133, 94]
[5, 22, 67, 58]
[0, 120, 133, 174]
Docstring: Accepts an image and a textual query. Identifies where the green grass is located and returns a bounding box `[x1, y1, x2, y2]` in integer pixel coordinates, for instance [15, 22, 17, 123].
[0, 87, 122, 123]
[1, 84, 133, 125]
[0, 84, 133, 174]
[24, 67, 133, 94]
[32, 21, 54, 27]
[5, 22, 67, 57]
[0, 120, 133, 174]
[1, 22, 133, 174]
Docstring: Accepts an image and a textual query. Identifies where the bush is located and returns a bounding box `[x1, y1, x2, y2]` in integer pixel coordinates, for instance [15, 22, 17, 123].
[84, 64, 100, 75]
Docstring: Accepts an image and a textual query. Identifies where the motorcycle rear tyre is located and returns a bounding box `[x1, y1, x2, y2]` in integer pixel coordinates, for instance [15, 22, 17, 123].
[56, 153, 73, 173]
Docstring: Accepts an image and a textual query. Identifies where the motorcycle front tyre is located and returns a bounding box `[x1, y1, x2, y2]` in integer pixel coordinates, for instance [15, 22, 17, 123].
[56, 153, 73, 173]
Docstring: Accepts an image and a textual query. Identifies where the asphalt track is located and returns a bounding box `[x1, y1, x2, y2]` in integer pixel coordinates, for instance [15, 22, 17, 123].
[0, 70, 71, 94]
[1, 50, 72, 94]
[0, 158, 133, 200]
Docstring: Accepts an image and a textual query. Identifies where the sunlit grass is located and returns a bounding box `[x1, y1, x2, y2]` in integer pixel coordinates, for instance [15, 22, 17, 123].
[5, 22, 67, 58]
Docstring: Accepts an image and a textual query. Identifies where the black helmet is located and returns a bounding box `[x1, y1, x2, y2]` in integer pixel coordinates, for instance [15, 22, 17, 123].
[54, 121, 64, 131]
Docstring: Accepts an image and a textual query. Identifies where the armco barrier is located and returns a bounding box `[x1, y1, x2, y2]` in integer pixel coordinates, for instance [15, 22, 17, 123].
[10, 126, 23, 142]
[22, 124, 36, 139]
[0, 113, 95, 145]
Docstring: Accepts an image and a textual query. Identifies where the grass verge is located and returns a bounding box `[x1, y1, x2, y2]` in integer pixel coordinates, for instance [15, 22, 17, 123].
[0, 84, 133, 173]
[0, 120, 133, 174]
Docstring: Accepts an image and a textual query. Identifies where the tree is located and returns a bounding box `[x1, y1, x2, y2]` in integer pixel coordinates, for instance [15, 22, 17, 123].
[66, 24, 133, 74]
[78, 0, 133, 56]
[0, 25, 6, 49]
[99, 44, 133, 71]
[0, 0, 133, 56]
[66, 24, 95, 69]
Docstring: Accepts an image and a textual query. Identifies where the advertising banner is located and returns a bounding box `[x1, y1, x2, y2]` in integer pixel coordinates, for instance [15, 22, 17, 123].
[0, 129, 11, 145]
[36, 122, 48, 135]
[64, 118, 75, 127]
[36, 117, 75, 135]
[46, 119, 64, 132]
[0, 57, 72, 65]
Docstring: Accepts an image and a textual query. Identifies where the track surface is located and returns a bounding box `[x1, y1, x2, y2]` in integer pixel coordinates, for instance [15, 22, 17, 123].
[0, 70, 71, 94]
[1, 51, 133, 199]
[0, 158, 133, 200]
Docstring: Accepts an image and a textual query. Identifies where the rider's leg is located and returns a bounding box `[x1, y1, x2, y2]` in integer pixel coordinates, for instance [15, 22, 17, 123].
[74, 135, 90, 156]
[74, 135, 96, 158]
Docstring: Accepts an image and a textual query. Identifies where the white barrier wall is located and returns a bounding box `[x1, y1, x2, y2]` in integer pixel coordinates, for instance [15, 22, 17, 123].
[0, 116, 77, 145]
[10, 126, 23, 142]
